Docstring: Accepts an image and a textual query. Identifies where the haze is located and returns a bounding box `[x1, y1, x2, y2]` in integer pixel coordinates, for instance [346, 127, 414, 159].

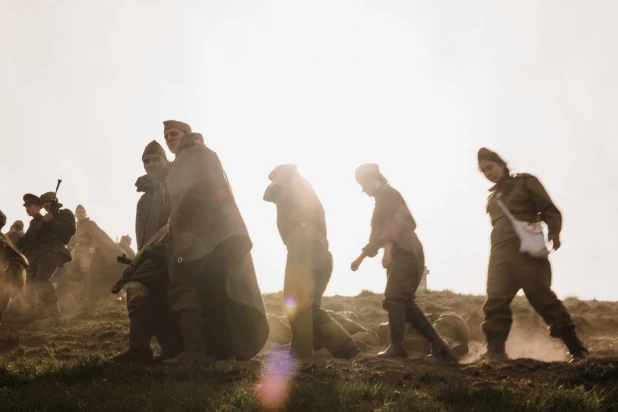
[2, 1, 617, 300]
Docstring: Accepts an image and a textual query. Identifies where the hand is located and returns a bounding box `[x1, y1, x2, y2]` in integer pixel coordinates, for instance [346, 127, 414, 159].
[549, 234, 561, 251]
[88, 247, 96, 255]
[350, 258, 363, 272]
[382, 253, 392, 269]
[43, 213, 53, 222]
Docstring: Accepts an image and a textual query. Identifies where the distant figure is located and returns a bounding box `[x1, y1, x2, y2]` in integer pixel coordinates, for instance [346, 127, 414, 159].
[350, 163, 456, 361]
[65, 204, 124, 303]
[477, 147, 588, 362]
[0, 210, 28, 325]
[6, 220, 25, 245]
[264, 164, 360, 359]
[418, 266, 429, 292]
[117, 235, 136, 260]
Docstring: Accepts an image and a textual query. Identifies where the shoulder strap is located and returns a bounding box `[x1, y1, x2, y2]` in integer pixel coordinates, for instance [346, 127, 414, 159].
[495, 193, 517, 223]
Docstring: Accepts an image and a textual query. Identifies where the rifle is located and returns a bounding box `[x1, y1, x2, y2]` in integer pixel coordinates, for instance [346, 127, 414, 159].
[111, 225, 170, 294]
[49, 179, 63, 216]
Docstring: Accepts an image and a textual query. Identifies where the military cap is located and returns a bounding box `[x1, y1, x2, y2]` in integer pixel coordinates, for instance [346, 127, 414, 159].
[75, 204, 86, 212]
[12, 220, 24, 231]
[23, 193, 42, 206]
[0, 210, 6, 229]
[355, 163, 381, 183]
[40, 192, 56, 204]
[163, 120, 192, 134]
[268, 164, 298, 182]
[477, 147, 507, 166]
[142, 140, 168, 161]
[120, 235, 132, 243]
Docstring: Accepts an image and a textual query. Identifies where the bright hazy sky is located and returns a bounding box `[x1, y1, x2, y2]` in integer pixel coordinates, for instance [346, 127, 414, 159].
[2, 1, 617, 300]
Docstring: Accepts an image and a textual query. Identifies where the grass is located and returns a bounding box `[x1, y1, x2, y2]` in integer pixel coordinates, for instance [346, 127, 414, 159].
[0, 291, 616, 411]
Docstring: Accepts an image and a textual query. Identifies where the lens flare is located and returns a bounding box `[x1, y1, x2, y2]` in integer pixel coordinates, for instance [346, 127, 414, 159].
[284, 294, 297, 315]
[256, 351, 296, 408]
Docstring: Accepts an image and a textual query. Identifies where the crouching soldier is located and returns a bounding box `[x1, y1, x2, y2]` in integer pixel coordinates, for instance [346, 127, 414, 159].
[264, 164, 360, 359]
[351, 164, 456, 361]
[0, 211, 28, 326]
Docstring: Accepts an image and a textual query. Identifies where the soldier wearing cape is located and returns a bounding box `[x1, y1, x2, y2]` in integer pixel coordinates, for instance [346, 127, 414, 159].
[160, 121, 269, 364]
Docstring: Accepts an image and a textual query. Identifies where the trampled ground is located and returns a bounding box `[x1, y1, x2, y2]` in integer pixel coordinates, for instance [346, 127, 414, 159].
[0, 291, 617, 411]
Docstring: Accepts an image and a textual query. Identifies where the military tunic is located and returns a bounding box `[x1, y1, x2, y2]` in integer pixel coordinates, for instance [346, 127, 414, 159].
[363, 185, 425, 307]
[18, 209, 75, 307]
[482, 173, 574, 339]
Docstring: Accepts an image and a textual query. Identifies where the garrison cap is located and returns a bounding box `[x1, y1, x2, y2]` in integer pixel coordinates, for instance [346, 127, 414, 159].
[75, 204, 86, 212]
[355, 163, 381, 183]
[40, 192, 56, 203]
[11, 220, 24, 231]
[23, 193, 42, 206]
[142, 140, 168, 161]
[163, 120, 192, 134]
[268, 164, 298, 182]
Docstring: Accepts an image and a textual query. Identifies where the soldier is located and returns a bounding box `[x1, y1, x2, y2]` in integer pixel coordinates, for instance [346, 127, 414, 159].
[0, 211, 28, 325]
[65, 205, 125, 303]
[376, 311, 470, 359]
[6, 220, 25, 245]
[17, 192, 76, 325]
[62, 205, 97, 303]
[161, 121, 269, 365]
[112, 140, 182, 364]
[263, 164, 360, 359]
[477, 148, 588, 362]
[118, 235, 136, 260]
[350, 164, 456, 361]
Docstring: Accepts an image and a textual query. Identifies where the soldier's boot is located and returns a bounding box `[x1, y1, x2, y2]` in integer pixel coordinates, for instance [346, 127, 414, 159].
[19, 283, 47, 323]
[481, 336, 509, 362]
[558, 326, 589, 363]
[112, 313, 154, 365]
[313, 308, 360, 360]
[45, 302, 63, 326]
[378, 302, 408, 358]
[288, 308, 314, 359]
[449, 342, 469, 359]
[162, 310, 207, 366]
[405, 306, 458, 362]
[153, 314, 183, 363]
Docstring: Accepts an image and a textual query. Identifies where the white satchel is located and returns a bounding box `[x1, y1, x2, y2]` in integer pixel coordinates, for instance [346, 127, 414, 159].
[495, 194, 550, 259]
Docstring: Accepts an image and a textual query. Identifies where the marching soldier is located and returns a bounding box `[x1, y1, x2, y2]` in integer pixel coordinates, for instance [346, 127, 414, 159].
[477, 147, 588, 362]
[350, 164, 456, 361]
[263, 164, 360, 359]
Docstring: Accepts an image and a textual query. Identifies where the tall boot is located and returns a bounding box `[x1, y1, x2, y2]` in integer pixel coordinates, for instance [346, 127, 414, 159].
[153, 312, 183, 363]
[378, 301, 408, 358]
[481, 334, 508, 362]
[405, 306, 457, 362]
[112, 312, 155, 364]
[558, 326, 589, 363]
[162, 310, 207, 366]
[313, 308, 360, 359]
[45, 301, 63, 326]
[288, 308, 314, 358]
